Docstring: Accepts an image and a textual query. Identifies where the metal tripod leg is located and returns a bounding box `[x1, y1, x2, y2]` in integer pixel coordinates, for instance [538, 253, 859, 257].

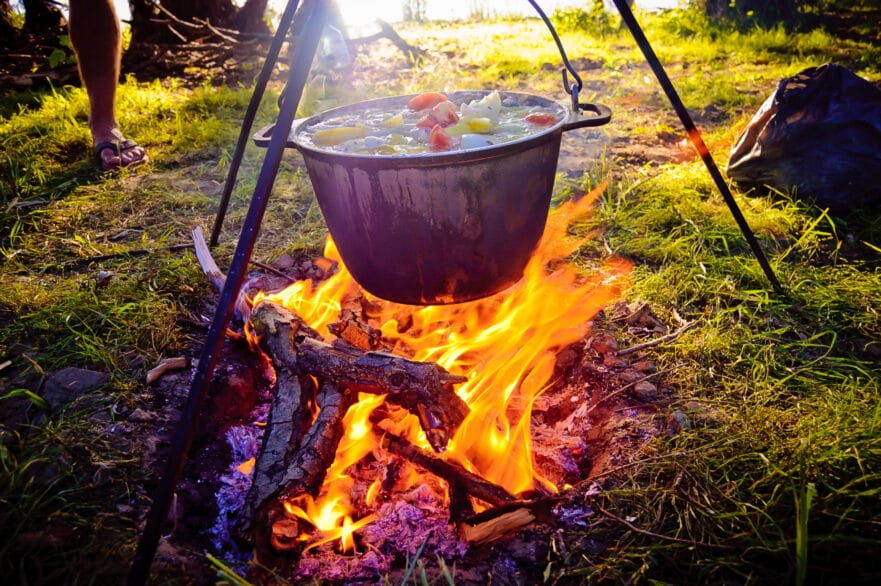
[125, 1, 328, 583]
[611, 0, 784, 295]
[209, 0, 302, 247]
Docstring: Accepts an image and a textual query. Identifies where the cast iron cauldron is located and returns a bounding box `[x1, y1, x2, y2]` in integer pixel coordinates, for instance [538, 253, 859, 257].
[255, 90, 611, 305]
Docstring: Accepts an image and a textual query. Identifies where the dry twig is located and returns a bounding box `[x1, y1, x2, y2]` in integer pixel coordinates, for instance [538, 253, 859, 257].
[595, 505, 736, 550]
[587, 365, 683, 415]
[616, 321, 699, 356]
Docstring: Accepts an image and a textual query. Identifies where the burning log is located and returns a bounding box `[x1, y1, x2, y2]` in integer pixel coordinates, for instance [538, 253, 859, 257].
[241, 300, 473, 568]
[237, 335, 312, 535]
[378, 428, 563, 545]
[274, 380, 354, 502]
[243, 303, 356, 569]
[378, 429, 516, 508]
[297, 338, 468, 452]
[252, 300, 469, 452]
[248, 378, 354, 566]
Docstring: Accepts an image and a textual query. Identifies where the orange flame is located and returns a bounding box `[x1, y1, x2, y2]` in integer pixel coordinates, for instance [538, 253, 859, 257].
[252, 184, 631, 547]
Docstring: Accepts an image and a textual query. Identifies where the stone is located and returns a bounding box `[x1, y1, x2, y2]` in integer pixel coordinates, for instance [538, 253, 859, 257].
[632, 380, 658, 401]
[665, 411, 691, 436]
[590, 334, 619, 355]
[619, 369, 644, 383]
[632, 360, 656, 373]
[41, 367, 109, 410]
[603, 355, 629, 369]
[128, 408, 156, 423]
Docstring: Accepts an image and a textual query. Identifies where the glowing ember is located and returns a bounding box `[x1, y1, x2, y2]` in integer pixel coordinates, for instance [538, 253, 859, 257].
[249, 184, 631, 549]
[236, 458, 255, 476]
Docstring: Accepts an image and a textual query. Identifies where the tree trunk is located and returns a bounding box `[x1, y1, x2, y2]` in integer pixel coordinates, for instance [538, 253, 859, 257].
[128, 0, 239, 44]
[129, 0, 168, 45]
[233, 0, 270, 34]
[0, 0, 18, 46]
[160, 0, 237, 25]
[22, 0, 63, 34]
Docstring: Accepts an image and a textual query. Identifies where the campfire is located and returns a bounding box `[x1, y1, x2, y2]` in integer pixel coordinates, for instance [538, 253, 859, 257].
[202, 185, 632, 580]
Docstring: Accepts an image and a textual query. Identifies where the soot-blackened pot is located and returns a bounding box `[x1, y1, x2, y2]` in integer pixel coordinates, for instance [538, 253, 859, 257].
[255, 90, 611, 305]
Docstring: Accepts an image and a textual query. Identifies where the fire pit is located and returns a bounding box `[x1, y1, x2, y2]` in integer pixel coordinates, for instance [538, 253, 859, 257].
[181, 189, 635, 581]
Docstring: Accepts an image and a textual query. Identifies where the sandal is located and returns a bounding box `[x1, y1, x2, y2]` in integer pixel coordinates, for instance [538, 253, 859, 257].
[94, 138, 149, 172]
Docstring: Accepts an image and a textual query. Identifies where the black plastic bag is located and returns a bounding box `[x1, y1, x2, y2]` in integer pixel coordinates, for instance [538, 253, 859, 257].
[727, 63, 881, 210]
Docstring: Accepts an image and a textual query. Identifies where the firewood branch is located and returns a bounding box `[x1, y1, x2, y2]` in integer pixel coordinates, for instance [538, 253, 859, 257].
[192, 227, 225, 291]
[457, 494, 562, 545]
[247, 378, 353, 564]
[251, 300, 470, 452]
[238, 310, 314, 536]
[276, 380, 355, 502]
[297, 337, 469, 452]
[378, 429, 564, 544]
[349, 19, 427, 64]
[378, 429, 516, 508]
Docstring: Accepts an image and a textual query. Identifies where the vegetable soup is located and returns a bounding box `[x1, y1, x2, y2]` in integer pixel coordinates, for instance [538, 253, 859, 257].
[298, 91, 564, 155]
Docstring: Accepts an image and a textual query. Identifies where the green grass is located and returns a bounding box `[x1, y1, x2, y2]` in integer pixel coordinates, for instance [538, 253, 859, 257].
[2, 6, 881, 584]
[566, 151, 880, 583]
[0, 384, 143, 583]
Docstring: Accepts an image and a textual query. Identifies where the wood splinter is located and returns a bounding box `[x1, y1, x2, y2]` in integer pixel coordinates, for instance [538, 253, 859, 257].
[458, 496, 564, 545]
[145, 356, 190, 384]
[459, 508, 537, 545]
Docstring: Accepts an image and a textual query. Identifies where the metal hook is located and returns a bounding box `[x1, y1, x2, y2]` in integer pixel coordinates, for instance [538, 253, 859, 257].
[529, 0, 583, 104]
[562, 69, 580, 112]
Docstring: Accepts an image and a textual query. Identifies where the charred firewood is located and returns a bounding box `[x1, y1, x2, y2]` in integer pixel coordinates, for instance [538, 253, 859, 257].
[328, 294, 383, 350]
[275, 380, 355, 502]
[378, 429, 516, 508]
[236, 346, 312, 536]
[448, 484, 476, 523]
[248, 379, 354, 568]
[253, 300, 469, 452]
[300, 337, 469, 452]
[248, 498, 304, 581]
[240, 302, 346, 538]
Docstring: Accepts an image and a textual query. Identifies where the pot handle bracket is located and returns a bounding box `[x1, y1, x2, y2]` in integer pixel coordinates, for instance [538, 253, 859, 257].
[253, 118, 308, 148]
[563, 101, 612, 131]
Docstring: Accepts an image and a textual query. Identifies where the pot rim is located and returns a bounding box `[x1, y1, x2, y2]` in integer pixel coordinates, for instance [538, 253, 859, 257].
[268, 90, 583, 165]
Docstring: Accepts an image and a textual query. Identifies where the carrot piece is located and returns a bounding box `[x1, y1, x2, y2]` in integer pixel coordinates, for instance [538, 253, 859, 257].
[407, 92, 449, 111]
[525, 112, 557, 125]
[428, 124, 453, 150]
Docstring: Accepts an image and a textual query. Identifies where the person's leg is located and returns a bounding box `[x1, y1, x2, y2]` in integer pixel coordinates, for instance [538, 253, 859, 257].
[68, 0, 147, 170]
